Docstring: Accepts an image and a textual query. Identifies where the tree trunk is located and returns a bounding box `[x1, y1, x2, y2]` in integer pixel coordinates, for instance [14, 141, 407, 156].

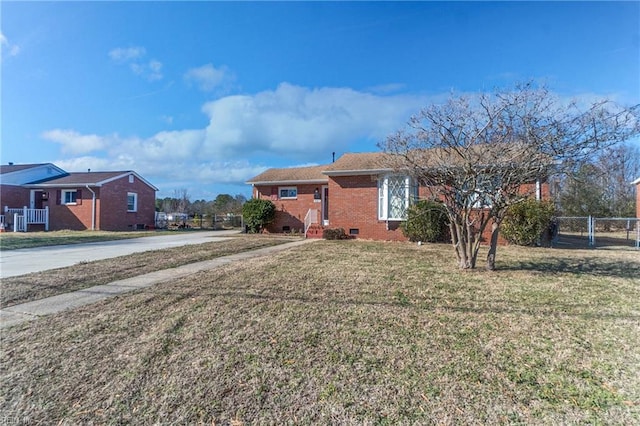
[486, 221, 501, 271]
[452, 220, 476, 269]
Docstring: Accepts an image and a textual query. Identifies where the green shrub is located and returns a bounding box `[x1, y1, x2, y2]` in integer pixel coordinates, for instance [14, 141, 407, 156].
[501, 199, 556, 246]
[242, 198, 276, 233]
[322, 228, 350, 240]
[401, 200, 449, 243]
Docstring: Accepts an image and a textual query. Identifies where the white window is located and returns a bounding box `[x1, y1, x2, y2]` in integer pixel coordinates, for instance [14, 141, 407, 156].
[127, 192, 138, 212]
[461, 175, 502, 208]
[129, 175, 134, 184]
[278, 186, 297, 199]
[62, 190, 77, 205]
[378, 175, 417, 220]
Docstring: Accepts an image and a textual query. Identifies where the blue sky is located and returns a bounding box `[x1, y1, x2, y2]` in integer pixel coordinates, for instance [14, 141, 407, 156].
[2, 1, 639, 200]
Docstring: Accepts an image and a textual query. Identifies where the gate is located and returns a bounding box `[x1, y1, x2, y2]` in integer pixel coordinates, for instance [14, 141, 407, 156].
[556, 216, 639, 249]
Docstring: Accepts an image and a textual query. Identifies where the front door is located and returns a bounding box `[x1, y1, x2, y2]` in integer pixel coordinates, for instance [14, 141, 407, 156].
[30, 190, 44, 209]
[321, 186, 329, 226]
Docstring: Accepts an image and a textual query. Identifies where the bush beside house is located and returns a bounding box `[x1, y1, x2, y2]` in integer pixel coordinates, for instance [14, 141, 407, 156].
[401, 200, 449, 243]
[242, 198, 276, 233]
[501, 199, 556, 246]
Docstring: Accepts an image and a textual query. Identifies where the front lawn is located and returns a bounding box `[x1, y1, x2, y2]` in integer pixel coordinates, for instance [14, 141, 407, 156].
[1, 235, 297, 308]
[1, 241, 639, 424]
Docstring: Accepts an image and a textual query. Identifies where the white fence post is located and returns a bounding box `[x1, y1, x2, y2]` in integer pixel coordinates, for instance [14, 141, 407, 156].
[45, 206, 49, 231]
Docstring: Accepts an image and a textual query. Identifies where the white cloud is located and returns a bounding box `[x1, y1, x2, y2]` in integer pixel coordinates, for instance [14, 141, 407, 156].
[1, 33, 20, 58]
[108, 46, 146, 62]
[184, 63, 234, 92]
[54, 156, 124, 173]
[109, 46, 162, 81]
[42, 129, 109, 155]
[201, 82, 427, 157]
[42, 83, 432, 195]
[148, 60, 163, 81]
[130, 60, 163, 81]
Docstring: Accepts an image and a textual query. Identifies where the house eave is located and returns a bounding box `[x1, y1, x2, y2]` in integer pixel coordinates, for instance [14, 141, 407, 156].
[246, 179, 328, 186]
[632, 177, 640, 185]
[322, 168, 393, 177]
[24, 183, 103, 188]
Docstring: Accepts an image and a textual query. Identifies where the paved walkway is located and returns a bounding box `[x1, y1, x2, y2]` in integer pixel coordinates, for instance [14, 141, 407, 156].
[0, 238, 316, 329]
[0, 230, 240, 278]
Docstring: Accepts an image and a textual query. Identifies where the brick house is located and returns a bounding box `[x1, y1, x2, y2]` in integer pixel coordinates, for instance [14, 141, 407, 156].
[1, 163, 157, 231]
[247, 152, 549, 241]
[0, 163, 68, 209]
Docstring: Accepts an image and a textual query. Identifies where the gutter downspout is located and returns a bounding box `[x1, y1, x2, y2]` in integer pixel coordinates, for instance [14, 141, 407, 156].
[86, 185, 96, 230]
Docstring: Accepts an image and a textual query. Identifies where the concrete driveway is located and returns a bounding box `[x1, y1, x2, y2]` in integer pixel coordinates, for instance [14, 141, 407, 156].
[0, 230, 240, 278]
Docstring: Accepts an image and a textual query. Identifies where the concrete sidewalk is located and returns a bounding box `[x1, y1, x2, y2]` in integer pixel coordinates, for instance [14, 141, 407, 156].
[0, 239, 315, 329]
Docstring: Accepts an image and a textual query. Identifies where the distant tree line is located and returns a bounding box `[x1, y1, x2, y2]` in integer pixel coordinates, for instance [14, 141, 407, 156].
[556, 142, 639, 218]
[156, 189, 247, 217]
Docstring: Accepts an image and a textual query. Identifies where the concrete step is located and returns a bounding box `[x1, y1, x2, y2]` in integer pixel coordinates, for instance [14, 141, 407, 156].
[305, 224, 324, 239]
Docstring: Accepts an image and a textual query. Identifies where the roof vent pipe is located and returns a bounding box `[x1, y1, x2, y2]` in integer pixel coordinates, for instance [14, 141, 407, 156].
[332, 152, 335, 163]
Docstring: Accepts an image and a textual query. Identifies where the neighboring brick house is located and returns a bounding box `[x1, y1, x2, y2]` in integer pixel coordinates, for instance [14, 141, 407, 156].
[1, 163, 158, 231]
[0, 163, 67, 208]
[247, 152, 549, 241]
[633, 176, 640, 218]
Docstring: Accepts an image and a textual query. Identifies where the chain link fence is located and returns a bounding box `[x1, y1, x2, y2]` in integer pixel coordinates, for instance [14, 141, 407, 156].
[556, 216, 639, 249]
[155, 213, 243, 230]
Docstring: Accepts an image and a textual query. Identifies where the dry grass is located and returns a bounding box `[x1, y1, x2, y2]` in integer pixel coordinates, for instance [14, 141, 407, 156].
[1, 235, 297, 308]
[1, 240, 639, 424]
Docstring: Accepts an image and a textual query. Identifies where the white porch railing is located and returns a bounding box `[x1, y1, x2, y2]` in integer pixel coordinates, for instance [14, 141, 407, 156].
[304, 208, 319, 237]
[2, 206, 49, 232]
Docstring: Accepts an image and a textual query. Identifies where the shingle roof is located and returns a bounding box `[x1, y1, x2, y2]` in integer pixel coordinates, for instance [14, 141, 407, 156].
[322, 152, 394, 175]
[0, 163, 50, 175]
[246, 153, 398, 184]
[246, 165, 329, 184]
[27, 171, 158, 190]
[33, 171, 129, 185]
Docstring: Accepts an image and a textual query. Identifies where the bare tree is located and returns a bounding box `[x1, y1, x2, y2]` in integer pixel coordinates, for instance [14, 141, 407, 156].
[559, 143, 640, 218]
[381, 83, 639, 270]
[173, 189, 191, 214]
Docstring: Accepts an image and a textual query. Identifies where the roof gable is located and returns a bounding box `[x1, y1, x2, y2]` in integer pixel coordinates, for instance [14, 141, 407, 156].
[0, 163, 48, 175]
[27, 171, 158, 190]
[0, 163, 68, 185]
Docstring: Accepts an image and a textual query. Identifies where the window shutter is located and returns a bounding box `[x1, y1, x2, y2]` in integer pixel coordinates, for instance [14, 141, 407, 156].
[76, 189, 83, 205]
[56, 190, 61, 205]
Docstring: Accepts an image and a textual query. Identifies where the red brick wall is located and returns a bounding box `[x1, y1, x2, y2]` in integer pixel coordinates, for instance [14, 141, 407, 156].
[252, 176, 552, 242]
[1, 185, 32, 209]
[45, 188, 94, 231]
[45, 176, 156, 231]
[254, 183, 324, 233]
[328, 175, 409, 241]
[98, 176, 156, 231]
